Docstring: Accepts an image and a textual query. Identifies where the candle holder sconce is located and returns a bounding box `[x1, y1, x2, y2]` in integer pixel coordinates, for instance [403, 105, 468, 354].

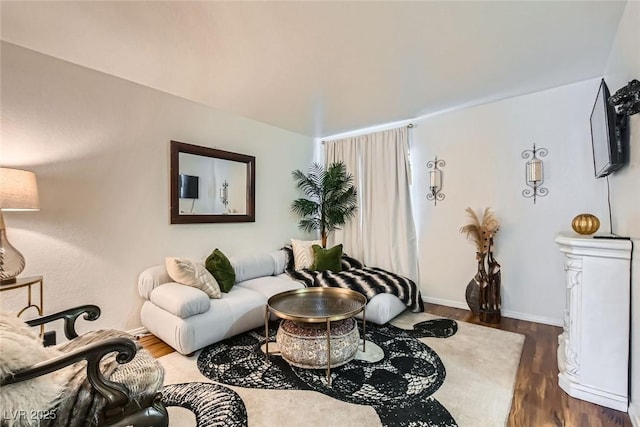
[521, 144, 548, 204]
[220, 180, 229, 207]
[427, 156, 445, 206]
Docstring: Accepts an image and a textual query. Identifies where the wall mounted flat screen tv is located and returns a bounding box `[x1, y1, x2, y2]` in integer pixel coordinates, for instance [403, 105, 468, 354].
[590, 79, 625, 178]
[179, 174, 199, 199]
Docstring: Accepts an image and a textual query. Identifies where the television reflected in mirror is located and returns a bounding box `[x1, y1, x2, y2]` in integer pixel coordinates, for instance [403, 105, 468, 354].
[179, 174, 199, 199]
[170, 140, 255, 224]
[590, 79, 628, 178]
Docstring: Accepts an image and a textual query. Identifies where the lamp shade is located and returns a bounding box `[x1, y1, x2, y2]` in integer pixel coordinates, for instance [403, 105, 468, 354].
[0, 168, 40, 211]
[0, 167, 39, 283]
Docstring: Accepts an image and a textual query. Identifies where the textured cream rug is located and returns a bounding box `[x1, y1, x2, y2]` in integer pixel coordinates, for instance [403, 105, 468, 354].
[158, 312, 524, 427]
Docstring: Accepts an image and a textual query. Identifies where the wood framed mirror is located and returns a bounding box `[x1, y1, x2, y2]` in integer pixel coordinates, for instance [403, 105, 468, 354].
[170, 140, 255, 224]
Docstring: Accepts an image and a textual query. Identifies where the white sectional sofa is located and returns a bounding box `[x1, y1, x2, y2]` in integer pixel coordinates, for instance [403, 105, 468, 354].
[138, 249, 407, 354]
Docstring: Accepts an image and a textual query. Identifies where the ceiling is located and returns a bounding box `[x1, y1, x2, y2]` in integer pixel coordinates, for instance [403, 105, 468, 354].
[0, 1, 627, 138]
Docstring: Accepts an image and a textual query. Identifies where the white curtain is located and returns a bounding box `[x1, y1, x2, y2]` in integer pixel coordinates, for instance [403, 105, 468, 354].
[325, 127, 419, 283]
[326, 137, 363, 261]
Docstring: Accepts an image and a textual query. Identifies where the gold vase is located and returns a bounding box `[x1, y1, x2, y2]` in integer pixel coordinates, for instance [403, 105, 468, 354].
[571, 214, 600, 235]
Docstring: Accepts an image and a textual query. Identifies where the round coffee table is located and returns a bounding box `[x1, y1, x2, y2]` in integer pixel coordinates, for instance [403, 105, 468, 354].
[264, 287, 367, 385]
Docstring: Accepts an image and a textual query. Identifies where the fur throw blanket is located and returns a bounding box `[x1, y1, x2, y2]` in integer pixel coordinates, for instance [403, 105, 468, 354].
[283, 246, 424, 313]
[41, 330, 163, 427]
[0, 313, 70, 427]
[0, 318, 163, 427]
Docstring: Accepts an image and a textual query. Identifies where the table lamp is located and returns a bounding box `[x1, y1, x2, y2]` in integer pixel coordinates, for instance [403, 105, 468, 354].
[0, 167, 40, 284]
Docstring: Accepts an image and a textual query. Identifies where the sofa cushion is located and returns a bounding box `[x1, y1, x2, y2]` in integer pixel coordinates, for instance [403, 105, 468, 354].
[291, 239, 321, 270]
[356, 293, 407, 324]
[270, 250, 287, 275]
[206, 249, 236, 293]
[165, 257, 221, 299]
[229, 252, 276, 283]
[141, 286, 267, 355]
[235, 275, 304, 300]
[229, 250, 289, 283]
[311, 244, 343, 273]
[150, 283, 211, 318]
[138, 264, 173, 300]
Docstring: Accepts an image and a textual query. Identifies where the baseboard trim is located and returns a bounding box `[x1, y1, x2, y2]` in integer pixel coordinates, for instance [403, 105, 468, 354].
[501, 309, 563, 327]
[422, 296, 563, 327]
[559, 373, 628, 411]
[127, 326, 149, 337]
[629, 402, 640, 427]
[423, 296, 469, 311]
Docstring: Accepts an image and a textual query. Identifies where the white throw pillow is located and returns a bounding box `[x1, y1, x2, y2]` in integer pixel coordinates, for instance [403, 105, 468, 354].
[165, 257, 221, 299]
[291, 239, 322, 270]
[0, 312, 69, 426]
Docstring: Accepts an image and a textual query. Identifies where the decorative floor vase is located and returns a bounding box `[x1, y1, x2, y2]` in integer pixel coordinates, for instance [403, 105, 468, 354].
[479, 308, 501, 324]
[466, 254, 487, 316]
[465, 279, 480, 315]
[480, 251, 501, 324]
[467, 248, 501, 324]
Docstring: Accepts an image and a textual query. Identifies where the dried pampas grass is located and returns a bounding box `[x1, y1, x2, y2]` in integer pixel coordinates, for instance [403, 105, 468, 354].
[460, 207, 499, 254]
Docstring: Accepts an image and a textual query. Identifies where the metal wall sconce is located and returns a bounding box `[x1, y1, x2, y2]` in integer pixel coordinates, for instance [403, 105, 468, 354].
[426, 156, 445, 206]
[220, 180, 229, 207]
[521, 144, 548, 204]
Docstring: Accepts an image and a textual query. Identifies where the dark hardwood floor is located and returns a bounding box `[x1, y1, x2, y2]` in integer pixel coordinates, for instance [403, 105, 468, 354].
[139, 303, 632, 426]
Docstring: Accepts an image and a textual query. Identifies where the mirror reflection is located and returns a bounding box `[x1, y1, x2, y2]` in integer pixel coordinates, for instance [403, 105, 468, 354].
[178, 153, 248, 215]
[170, 141, 255, 224]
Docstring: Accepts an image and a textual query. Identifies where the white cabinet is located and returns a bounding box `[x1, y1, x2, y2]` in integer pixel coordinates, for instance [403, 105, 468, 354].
[555, 233, 631, 411]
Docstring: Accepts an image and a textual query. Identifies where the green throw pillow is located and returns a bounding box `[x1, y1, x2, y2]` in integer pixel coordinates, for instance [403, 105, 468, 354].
[311, 244, 343, 273]
[205, 249, 236, 293]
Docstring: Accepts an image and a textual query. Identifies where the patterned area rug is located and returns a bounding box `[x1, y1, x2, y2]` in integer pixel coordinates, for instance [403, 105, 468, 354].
[161, 382, 247, 426]
[158, 312, 525, 427]
[197, 318, 457, 426]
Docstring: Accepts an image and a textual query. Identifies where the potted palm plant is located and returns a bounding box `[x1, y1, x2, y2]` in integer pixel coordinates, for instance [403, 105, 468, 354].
[291, 162, 358, 248]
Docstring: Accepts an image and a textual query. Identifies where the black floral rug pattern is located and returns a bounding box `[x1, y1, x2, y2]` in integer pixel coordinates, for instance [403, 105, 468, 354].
[161, 382, 248, 426]
[196, 318, 459, 426]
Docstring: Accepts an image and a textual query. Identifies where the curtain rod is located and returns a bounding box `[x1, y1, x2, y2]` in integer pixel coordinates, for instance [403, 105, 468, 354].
[321, 123, 413, 144]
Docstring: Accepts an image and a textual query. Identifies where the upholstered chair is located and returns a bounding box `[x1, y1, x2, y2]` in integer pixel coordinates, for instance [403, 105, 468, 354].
[0, 305, 168, 426]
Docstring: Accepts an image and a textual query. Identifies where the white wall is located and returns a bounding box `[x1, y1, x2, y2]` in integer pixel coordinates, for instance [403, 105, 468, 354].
[410, 79, 609, 326]
[603, 1, 640, 423]
[0, 42, 314, 333]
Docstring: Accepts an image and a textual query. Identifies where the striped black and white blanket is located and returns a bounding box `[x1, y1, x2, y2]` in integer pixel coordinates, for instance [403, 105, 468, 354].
[283, 247, 424, 313]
